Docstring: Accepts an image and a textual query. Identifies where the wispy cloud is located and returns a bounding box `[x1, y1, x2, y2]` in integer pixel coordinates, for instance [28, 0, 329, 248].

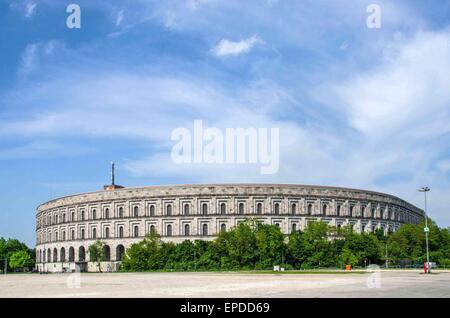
[115, 9, 124, 27]
[19, 43, 39, 76]
[25, 1, 37, 18]
[211, 36, 263, 57]
[18, 41, 63, 77]
[2, 0, 450, 246]
[9, 0, 37, 18]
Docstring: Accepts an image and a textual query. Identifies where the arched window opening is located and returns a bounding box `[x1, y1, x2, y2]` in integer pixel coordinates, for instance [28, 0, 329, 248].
[274, 203, 280, 215]
[92, 209, 96, 220]
[184, 204, 189, 216]
[60, 248, 65, 262]
[256, 203, 262, 215]
[307, 204, 313, 215]
[202, 224, 208, 236]
[118, 207, 123, 218]
[68, 247, 75, 262]
[292, 223, 297, 232]
[184, 224, 190, 236]
[291, 204, 297, 215]
[133, 206, 139, 217]
[220, 223, 226, 233]
[322, 204, 327, 215]
[119, 226, 124, 238]
[220, 203, 226, 215]
[105, 227, 110, 239]
[53, 248, 58, 263]
[202, 203, 208, 215]
[78, 246, 86, 262]
[92, 228, 97, 239]
[166, 205, 172, 216]
[105, 208, 110, 219]
[81, 229, 85, 240]
[239, 203, 244, 215]
[133, 226, 139, 237]
[166, 224, 172, 237]
[116, 244, 125, 261]
[150, 225, 156, 235]
[149, 205, 155, 216]
[116, 245, 125, 261]
[103, 245, 111, 261]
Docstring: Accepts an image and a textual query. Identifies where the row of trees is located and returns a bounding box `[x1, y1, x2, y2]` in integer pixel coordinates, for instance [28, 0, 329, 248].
[0, 237, 35, 272]
[121, 219, 450, 271]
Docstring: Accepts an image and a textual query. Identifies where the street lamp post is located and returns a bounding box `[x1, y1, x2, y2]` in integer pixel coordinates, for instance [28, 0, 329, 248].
[418, 186, 430, 273]
[385, 243, 388, 269]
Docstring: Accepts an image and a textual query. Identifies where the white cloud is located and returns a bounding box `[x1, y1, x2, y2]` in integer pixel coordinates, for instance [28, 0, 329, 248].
[10, 0, 37, 18]
[330, 30, 450, 140]
[18, 41, 64, 77]
[310, 29, 450, 226]
[2, 3, 450, 226]
[116, 10, 124, 26]
[186, 0, 211, 10]
[0, 141, 93, 159]
[164, 11, 180, 29]
[25, 1, 37, 18]
[19, 43, 39, 76]
[211, 36, 263, 57]
[437, 160, 450, 174]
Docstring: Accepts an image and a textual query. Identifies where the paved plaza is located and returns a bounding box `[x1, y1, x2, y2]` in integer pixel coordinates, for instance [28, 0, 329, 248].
[0, 270, 449, 298]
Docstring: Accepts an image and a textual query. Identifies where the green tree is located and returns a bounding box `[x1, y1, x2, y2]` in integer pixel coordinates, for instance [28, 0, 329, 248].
[9, 250, 34, 271]
[302, 221, 335, 268]
[121, 232, 163, 271]
[161, 242, 177, 270]
[115, 217, 450, 272]
[287, 229, 305, 268]
[225, 222, 257, 269]
[0, 237, 35, 272]
[339, 248, 359, 266]
[88, 240, 105, 272]
[254, 224, 285, 269]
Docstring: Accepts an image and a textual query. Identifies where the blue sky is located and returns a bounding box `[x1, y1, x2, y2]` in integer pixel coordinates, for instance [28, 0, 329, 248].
[1, 0, 450, 246]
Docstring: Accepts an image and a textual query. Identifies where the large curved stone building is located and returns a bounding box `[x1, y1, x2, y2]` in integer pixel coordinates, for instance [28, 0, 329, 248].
[35, 183, 424, 272]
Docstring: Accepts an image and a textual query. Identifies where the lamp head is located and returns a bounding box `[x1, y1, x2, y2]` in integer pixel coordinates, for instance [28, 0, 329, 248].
[418, 186, 430, 192]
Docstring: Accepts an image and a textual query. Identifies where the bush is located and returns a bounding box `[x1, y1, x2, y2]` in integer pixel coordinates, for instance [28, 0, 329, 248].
[120, 219, 450, 272]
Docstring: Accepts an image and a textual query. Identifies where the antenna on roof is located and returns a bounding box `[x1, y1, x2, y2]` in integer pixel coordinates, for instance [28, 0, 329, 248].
[103, 161, 124, 190]
[111, 161, 115, 185]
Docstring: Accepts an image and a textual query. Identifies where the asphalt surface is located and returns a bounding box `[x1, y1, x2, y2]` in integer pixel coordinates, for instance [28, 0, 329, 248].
[0, 270, 449, 298]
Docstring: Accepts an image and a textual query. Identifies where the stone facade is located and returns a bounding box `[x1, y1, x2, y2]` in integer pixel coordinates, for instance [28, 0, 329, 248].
[35, 184, 424, 272]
